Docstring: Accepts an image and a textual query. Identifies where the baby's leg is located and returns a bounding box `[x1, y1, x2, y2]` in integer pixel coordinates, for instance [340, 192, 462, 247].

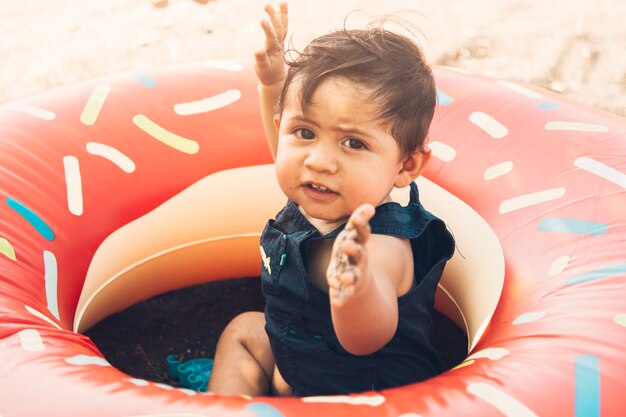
[208, 311, 289, 396]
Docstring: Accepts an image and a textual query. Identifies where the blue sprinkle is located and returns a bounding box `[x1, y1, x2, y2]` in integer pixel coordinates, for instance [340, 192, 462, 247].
[539, 101, 560, 110]
[538, 217, 608, 236]
[246, 403, 285, 417]
[436, 88, 453, 106]
[575, 355, 600, 417]
[134, 73, 157, 88]
[6, 197, 54, 241]
[565, 263, 626, 285]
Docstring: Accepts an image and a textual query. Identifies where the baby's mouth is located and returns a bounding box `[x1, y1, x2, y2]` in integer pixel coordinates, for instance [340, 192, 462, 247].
[306, 183, 336, 194]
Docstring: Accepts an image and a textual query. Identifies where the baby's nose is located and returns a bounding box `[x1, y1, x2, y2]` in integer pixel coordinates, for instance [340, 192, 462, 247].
[304, 143, 338, 173]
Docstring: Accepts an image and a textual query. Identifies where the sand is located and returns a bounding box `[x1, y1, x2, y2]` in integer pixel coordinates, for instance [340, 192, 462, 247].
[1, 0, 625, 116]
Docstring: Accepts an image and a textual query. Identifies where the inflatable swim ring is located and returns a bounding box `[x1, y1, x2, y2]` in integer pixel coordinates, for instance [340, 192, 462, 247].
[1, 58, 625, 417]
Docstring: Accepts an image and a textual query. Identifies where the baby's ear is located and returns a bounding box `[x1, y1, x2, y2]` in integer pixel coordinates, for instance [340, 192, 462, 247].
[273, 114, 281, 130]
[394, 145, 432, 188]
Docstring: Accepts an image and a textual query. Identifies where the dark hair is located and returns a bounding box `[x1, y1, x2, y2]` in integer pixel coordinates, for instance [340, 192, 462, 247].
[277, 25, 436, 159]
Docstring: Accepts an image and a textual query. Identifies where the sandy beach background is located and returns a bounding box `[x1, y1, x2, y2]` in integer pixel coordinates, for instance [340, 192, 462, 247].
[1, 0, 624, 116]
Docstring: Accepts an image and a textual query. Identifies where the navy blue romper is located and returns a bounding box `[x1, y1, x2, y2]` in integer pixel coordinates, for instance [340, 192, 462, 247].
[259, 182, 455, 396]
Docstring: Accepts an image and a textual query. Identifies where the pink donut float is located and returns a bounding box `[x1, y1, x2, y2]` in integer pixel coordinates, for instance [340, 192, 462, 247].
[0, 59, 625, 416]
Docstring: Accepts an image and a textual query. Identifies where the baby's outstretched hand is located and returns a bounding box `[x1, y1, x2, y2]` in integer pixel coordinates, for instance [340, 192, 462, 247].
[327, 204, 376, 308]
[254, 3, 288, 86]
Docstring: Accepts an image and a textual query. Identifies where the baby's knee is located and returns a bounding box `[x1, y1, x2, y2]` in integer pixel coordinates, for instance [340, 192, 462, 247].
[221, 311, 266, 342]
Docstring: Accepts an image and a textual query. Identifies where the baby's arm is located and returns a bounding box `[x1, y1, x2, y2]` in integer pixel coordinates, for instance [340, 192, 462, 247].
[254, 2, 288, 159]
[327, 205, 411, 355]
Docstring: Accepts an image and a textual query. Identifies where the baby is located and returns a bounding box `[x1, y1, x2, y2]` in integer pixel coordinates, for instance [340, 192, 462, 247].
[208, 3, 454, 397]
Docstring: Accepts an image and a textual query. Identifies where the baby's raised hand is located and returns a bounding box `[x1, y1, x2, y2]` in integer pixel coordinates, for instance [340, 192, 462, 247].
[327, 204, 376, 307]
[254, 3, 288, 87]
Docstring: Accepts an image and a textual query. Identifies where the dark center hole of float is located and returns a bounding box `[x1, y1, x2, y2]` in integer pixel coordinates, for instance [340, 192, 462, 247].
[86, 277, 467, 388]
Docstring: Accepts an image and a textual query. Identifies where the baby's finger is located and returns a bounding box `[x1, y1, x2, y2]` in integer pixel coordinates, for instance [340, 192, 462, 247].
[349, 204, 375, 241]
[329, 288, 344, 306]
[326, 268, 340, 289]
[254, 48, 272, 79]
[254, 47, 268, 63]
[279, 2, 288, 39]
[339, 270, 357, 287]
[265, 4, 285, 42]
[341, 239, 364, 265]
[260, 19, 280, 52]
[351, 204, 375, 227]
[330, 286, 355, 306]
[254, 43, 267, 55]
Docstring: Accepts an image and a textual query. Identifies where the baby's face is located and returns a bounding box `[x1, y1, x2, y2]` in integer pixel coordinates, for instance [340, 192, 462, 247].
[274, 76, 407, 223]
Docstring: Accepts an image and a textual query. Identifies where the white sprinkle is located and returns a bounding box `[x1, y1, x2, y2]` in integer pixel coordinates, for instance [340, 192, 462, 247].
[468, 347, 509, 360]
[122, 414, 206, 417]
[302, 394, 386, 406]
[469, 112, 509, 139]
[499, 187, 566, 214]
[467, 383, 538, 417]
[63, 156, 83, 216]
[174, 89, 242, 116]
[484, 161, 514, 180]
[65, 355, 110, 366]
[80, 85, 111, 125]
[24, 305, 62, 330]
[10, 103, 56, 120]
[154, 383, 175, 391]
[545, 121, 608, 132]
[18, 329, 45, 352]
[575, 157, 626, 188]
[43, 250, 60, 320]
[127, 378, 149, 386]
[86, 142, 136, 173]
[201, 60, 245, 72]
[513, 311, 546, 325]
[548, 255, 570, 276]
[430, 141, 456, 162]
[178, 388, 198, 396]
[498, 80, 543, 99]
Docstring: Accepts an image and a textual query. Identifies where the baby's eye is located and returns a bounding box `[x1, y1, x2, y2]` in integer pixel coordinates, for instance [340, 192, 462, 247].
[294, 128, 315, 140]
[344, 137, 366, 150]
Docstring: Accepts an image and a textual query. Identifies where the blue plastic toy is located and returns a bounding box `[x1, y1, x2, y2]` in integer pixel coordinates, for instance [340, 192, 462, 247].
[167, 355, 214, 392]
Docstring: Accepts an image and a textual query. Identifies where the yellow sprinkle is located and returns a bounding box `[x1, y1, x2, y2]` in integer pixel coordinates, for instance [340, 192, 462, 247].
[133, 115, 199, 154]
[453, 359, 475, 370]
[80, 85, 111, 125]
[0, 237, 16, 261]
